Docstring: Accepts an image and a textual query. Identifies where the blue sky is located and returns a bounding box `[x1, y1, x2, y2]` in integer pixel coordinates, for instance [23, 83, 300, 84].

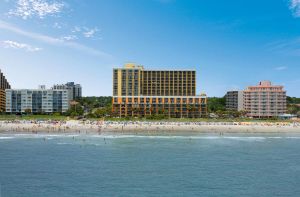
[0, 0, 300, 97]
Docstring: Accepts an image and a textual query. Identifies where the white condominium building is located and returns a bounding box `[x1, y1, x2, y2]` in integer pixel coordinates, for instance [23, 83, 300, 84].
[6, 86, 70, 114]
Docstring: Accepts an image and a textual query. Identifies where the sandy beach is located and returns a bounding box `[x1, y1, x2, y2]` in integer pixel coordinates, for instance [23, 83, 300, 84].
[0, 120, 299, 134]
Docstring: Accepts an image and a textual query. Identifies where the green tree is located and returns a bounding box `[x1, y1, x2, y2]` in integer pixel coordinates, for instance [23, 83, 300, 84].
[287, 96, 300, 104]
[287, 104, 300, 114]
[24, 108, 32, 114]
[66, 104, 84, 117]
[207, 97, 226, 112]
[93, 105, 112, 118]
[77, 97, 112, 113]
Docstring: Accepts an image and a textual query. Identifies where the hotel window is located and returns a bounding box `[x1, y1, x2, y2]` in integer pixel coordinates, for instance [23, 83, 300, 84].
[153, 98, 157, 103]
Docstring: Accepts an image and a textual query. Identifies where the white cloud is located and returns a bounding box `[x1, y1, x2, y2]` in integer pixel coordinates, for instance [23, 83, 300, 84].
[0, 40, 42, 52]
[275, 66, 288, 71]
[0, 20, 112, 58]
[60, 35, 77, 41]
[83, 27, 98, 38]
[71, 26, 100, 39]
[8, 0, 64, 20]
[71, 26, 81, 33]
[289, 0, 300, 17]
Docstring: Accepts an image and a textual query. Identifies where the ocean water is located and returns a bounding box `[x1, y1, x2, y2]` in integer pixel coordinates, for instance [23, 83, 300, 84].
[1, 133, 300, 196]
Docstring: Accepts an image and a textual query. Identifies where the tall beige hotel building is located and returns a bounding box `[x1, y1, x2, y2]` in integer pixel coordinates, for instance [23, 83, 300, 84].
[112, 63, 207, 118]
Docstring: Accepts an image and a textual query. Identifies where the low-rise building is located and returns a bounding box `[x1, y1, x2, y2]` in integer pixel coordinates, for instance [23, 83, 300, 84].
[6, 86, 70, 114]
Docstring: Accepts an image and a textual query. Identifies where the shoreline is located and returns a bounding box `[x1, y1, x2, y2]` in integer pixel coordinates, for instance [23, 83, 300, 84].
[0, 120, 299, 134]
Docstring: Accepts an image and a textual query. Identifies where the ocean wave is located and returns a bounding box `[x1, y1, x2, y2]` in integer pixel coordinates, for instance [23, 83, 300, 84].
[0, 136, 15, 140]
[57, 142, 71, 145]
[88, 135, 219, 139]
[2, 134, 300, 141]
[222, 136, 266, 141]
[286, 137, 300, 139]
[86, 135, 300, 141]
[87, 135, 268, 141]
[12, 134, 79, 139]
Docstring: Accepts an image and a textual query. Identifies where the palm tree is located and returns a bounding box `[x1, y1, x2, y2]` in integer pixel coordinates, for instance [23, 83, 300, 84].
[150, 107, 153, 116]
[190, 105, 197, 119]
[132, 106, 140, 117]
[70, 100, 79, 114]
[187, 105, 193, 118]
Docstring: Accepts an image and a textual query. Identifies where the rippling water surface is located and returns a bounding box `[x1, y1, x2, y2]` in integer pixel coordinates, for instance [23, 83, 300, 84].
[1, 133, 300, 196]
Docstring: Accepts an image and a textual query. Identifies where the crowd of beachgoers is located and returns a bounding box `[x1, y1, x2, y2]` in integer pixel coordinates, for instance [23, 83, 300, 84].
[0, 120, 299, 134]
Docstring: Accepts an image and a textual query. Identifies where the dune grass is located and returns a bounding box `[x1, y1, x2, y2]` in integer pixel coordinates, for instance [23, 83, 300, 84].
[0, 114, 68, 121]
[0, 114, 294, 123]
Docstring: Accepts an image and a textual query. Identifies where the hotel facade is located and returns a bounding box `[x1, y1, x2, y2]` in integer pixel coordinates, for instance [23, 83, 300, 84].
[225, 81, 287, 118]
[112, 64, 207, 118]
[6, 86, 70, 114]
[0, 70, 11, 112]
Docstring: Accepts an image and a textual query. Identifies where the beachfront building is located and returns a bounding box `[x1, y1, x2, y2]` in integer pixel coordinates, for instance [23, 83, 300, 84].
[225, 91, 244, 111]
[5, 86, 70, 114]
[0, 69, 11, 112]
[52, 82, 82, 101]
[243, 81, 287, 118]
[112, 63, 207, 118]
[226, 81, 287, 118]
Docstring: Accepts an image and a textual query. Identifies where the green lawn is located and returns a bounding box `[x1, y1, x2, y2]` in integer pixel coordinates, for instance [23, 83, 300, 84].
[0, 115, 68, 121]
[105, 117, 294, 123]
[0, 115, 295, 123]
